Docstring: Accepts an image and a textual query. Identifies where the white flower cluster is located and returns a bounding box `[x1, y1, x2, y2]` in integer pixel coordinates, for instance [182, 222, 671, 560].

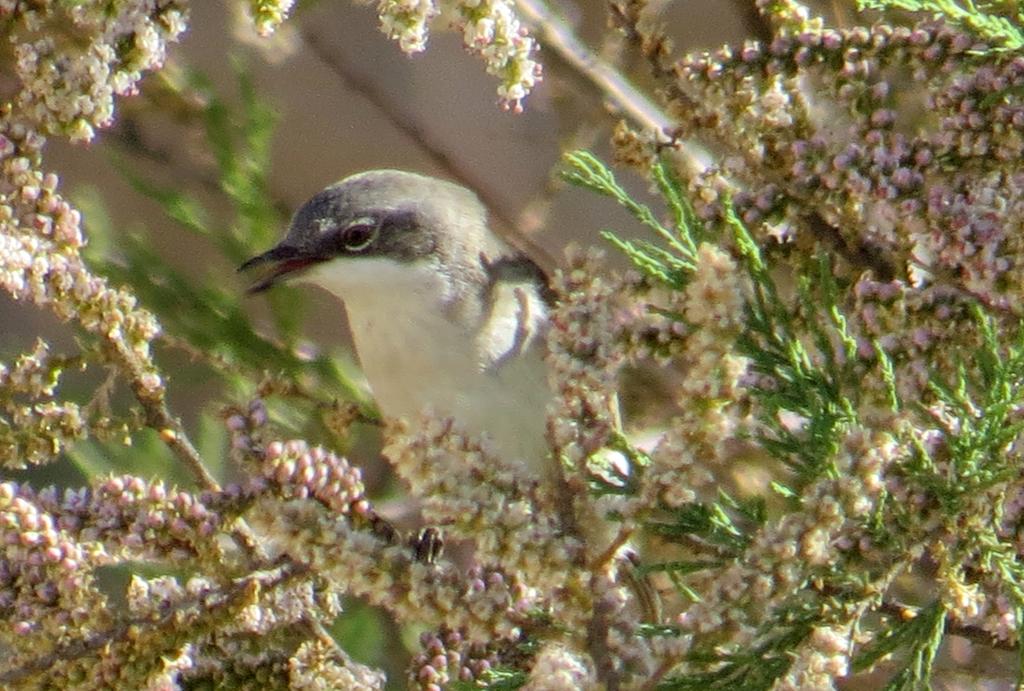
[289, 638, 386, 690]
[0, 145, 162, 385]
[247, 0, 296, 37]
[638, 243, 750, 510]
[1, 394, 85, 470]
[0, 7, 178, 422]
[383, 414, 582, 596]
[523, 642, 595, 690]
[365, 0, 542, 110]
[256, 497, 533, 643]
[673, 428, 899, 654]
[13, 2, 187, 141]
[772, 625, 852, 691]
[142, 642, 196, 691]
[376, 0, 438, 52]
[446, 0, 541, 111]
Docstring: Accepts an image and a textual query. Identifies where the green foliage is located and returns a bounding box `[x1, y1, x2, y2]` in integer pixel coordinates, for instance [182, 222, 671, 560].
[637, 559, 722, 577]
[643, 496, 755, 554]
[561, 151, 701, 287]
[561, 150, 864, 488]
[853, 603, 946, 691]
[857, 0, 1024, 50]
[64, 60, 405, 681]
[660, 600, 825, 691]
[916, 305, 1024, 508]
[560, 149, 1013, 689]
[727, 208, 859, 484]
[559, 152, 872, 688]
[641, 489, 765, 604]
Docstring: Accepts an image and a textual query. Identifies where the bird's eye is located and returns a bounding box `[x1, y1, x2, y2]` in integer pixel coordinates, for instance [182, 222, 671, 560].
[340, 222, 378, 252]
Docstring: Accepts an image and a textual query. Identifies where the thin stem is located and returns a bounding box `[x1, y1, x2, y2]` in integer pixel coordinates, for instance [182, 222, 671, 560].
[516, 0, 707, 177]
[514, 0, 672, 137]
[587, 569, 622, 691]
[591, 524, 635, 570]
[105, 340, 220, 491]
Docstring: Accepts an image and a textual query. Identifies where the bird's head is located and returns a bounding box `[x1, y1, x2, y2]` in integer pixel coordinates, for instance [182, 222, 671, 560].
[240, 170, 496, 299]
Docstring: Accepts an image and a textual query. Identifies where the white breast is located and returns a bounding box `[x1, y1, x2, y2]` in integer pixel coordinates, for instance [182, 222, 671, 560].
[304, 258, 552, 473]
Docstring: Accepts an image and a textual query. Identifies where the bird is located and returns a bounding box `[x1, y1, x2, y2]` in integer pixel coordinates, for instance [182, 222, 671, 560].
[239, 170, 554, 475]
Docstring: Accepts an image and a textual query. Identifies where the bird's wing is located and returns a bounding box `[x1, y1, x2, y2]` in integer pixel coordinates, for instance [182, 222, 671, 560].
[475, 254, 551, 373]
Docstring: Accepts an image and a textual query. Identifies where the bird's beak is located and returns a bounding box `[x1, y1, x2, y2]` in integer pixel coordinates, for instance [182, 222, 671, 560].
[238, 244, 319, 294]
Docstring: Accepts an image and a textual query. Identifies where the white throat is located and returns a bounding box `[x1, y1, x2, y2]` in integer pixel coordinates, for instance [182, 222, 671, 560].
[303, 257, 552, 472]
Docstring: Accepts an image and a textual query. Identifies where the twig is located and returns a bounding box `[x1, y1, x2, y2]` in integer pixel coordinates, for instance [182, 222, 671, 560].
[606, 0, 681, 86]
[517, 0, 707, 178]
[591, 524, 635, 570]
[515, 0, 673, 138]
[830, 0, 855, 29]
[104, 341, 297, 587]
[640, 656, 678, 690]
[104, 340, 221, 492]
[587, 571, 622, 691]
[875, 598, 1017, 652]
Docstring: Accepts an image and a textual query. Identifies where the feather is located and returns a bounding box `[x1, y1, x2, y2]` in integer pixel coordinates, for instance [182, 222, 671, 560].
[476, 254, 549, 372]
